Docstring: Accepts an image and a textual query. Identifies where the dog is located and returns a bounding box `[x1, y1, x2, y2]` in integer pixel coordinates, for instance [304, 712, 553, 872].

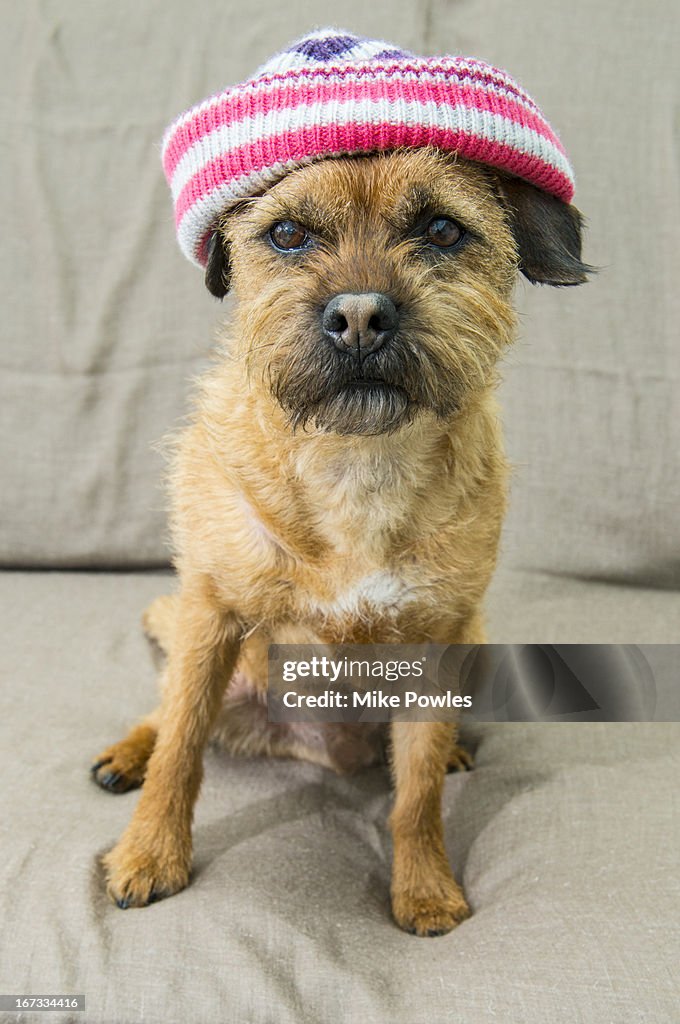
[91, 145, 589, 936]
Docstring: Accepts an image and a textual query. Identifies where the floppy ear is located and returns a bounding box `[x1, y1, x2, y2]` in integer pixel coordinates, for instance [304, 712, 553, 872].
[498, 177, 593, 286]
[204, 230, 231, 298]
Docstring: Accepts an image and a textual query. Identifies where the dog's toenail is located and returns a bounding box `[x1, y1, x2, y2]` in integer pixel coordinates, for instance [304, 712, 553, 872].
[101, 772, 122, 789]
[115, 897, 130, 910]
[91, 759, 110, 773]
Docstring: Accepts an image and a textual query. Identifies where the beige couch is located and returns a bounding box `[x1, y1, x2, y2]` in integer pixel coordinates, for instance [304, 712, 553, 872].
[1, 2, 678, 1022]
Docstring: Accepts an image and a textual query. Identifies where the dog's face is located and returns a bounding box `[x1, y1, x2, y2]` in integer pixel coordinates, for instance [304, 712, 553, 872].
[207, 148, 589, 436]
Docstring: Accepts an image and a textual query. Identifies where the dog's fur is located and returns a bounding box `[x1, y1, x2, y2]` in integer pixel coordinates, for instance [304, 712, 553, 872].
[92, 148, 589, 936]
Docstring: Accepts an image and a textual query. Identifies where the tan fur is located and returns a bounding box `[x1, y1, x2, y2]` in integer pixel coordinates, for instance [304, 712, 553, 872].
[94, 149, 520, 933]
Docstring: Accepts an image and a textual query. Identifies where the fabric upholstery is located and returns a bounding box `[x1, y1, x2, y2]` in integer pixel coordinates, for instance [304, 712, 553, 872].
[0, 568, 678, 1023]
[0, 0, 678, 586]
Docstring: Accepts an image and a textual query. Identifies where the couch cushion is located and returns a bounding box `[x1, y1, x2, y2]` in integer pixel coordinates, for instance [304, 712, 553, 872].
[1, 569, 678, 1023]
[486, 564, 680, 645]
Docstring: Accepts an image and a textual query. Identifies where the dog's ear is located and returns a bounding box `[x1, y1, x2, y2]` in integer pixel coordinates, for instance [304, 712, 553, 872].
[204, 230, 231, 298]
[497, 176, 593, 286]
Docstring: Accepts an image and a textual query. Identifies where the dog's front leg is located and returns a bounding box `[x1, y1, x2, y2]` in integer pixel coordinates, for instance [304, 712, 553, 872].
[103, 577, 241, 908]
[389, 720, 470, 936]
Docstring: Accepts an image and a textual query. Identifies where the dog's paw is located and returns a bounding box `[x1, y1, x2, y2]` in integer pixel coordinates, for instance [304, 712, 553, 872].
[392, 882, 470, 937]
[91, 725, 157, 793]
[91, 754, 143, 794]
[141, 593, 178, 651]
[446, 742, 473, 773]
[102, 834, 190, 909]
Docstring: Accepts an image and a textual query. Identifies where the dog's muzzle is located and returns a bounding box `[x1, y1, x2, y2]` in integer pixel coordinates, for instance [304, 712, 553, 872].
[268, 287, 457, 436]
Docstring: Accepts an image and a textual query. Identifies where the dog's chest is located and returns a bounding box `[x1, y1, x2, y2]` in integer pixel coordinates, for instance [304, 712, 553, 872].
[305, 567, 417, 620]
[298, 447, 415, 556]
[295, 466, 427, 629]
[240, 440, 444, 632]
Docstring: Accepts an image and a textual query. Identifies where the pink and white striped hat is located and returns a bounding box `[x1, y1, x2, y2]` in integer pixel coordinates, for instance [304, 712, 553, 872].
[162, 29, 576, 269]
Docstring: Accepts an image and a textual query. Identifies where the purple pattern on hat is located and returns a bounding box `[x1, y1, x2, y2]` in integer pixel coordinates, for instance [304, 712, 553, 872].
[293, 33, 359, 61]
[371, 48, 409, 60]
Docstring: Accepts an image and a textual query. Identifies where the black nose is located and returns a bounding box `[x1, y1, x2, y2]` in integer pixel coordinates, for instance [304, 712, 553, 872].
[322, 292, 399, 356]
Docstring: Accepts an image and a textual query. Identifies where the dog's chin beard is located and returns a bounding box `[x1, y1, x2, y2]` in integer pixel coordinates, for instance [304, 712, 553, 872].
[268, 333, 462, 437]
[290, 380, 415, 436]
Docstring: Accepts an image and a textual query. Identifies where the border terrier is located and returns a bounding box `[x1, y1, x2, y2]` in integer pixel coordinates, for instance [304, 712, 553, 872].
[91, 32, 589, 936]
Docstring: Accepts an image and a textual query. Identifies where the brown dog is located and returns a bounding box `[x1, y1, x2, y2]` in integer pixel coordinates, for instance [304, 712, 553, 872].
[92, 148, 589, 935]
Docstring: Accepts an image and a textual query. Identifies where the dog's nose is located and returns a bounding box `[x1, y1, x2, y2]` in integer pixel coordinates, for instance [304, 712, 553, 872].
[322, 293, 399, 356]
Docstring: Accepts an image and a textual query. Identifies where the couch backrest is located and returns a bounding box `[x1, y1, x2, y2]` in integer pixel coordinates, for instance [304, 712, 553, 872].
[1, 0, 678, 585]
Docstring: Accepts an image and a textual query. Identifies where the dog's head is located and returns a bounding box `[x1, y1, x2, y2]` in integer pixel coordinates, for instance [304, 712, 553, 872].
[206, 148, 590, 436]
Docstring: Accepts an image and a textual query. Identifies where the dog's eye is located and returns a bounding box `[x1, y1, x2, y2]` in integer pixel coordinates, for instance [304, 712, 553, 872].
[269, 221, 310, 251]
[425, 217, 464, 248]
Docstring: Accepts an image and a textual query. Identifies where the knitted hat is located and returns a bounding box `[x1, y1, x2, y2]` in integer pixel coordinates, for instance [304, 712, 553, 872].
[162, 29, 575, 268]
